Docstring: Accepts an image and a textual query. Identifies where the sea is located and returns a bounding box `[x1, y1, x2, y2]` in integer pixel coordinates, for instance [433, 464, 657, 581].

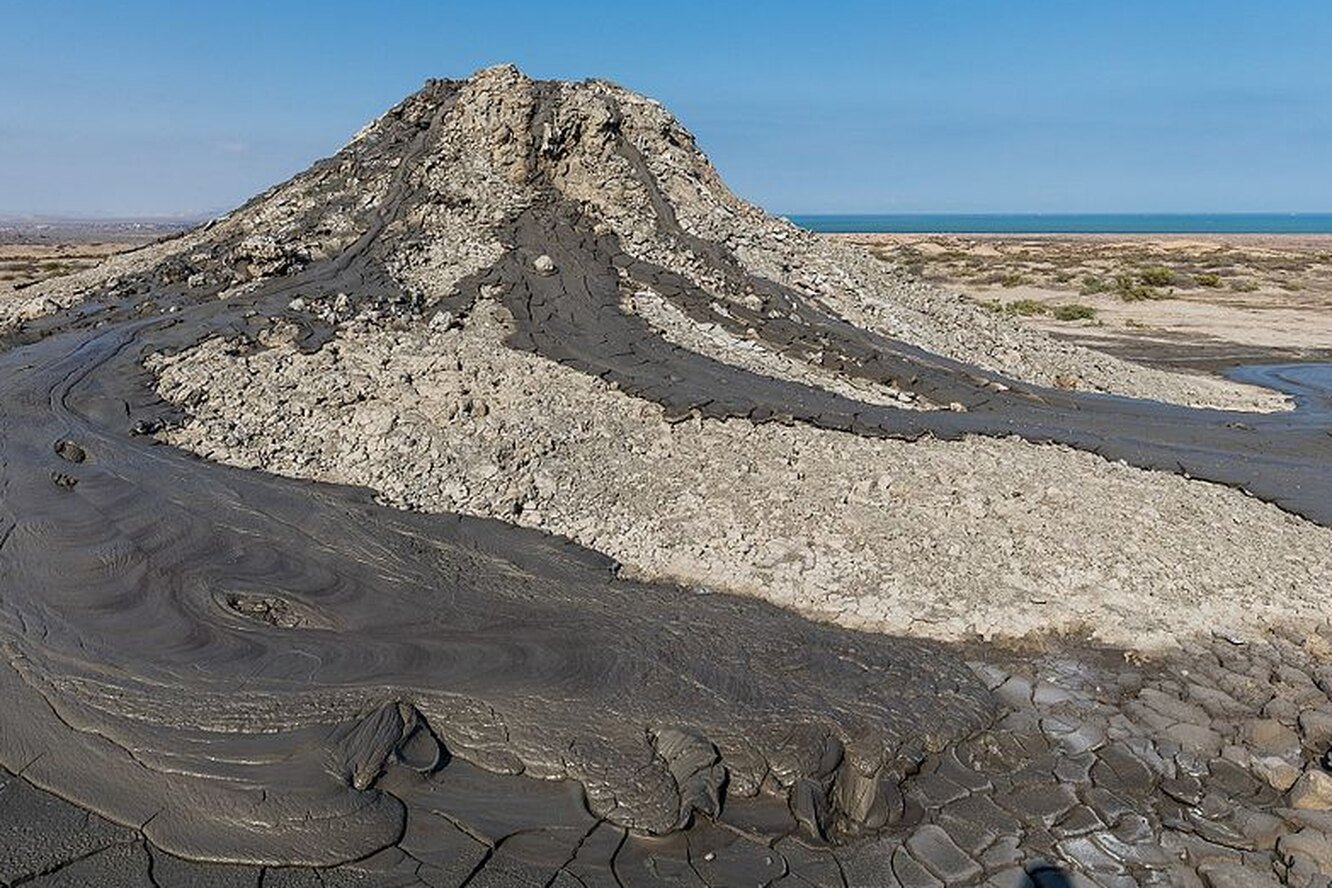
[788, 213, 1332, 235]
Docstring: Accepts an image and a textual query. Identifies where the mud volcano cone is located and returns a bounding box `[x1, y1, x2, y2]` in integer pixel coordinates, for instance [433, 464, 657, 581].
[0, 65, 1004, 868]
[6, 64, 1332, 887]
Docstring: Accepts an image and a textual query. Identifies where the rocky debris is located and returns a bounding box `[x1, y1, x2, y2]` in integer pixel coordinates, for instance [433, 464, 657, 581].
[1255, 757, 1303, 793]
[232, 233, 312, 279]
[48, 470, 77, 489]
[428, 308, 458, 330]
[541, 68, 1282, 412]
[811, 240, 1287, 412]
[9, 65, 1277, 414]
[1300, 710, 1332, 754]
[150, 303, 1332, 650]
[622, 284, 926, 408]
[52, 439, 86, 463]
[1290, 771, 1332, 810]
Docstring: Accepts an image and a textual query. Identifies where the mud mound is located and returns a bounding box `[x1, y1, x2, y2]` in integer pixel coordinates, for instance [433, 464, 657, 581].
[3, 64, 1332, 886]
[0, 67, 1007, 868]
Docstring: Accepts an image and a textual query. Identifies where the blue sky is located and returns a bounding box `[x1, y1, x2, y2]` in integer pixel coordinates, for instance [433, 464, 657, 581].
[2, 0, 1330, 217]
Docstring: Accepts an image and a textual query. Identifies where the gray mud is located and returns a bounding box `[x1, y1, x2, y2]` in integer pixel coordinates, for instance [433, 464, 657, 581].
[10, 631, 1332, 887]
[0, 315, 993, 862]
[3, 69, 1332, 886]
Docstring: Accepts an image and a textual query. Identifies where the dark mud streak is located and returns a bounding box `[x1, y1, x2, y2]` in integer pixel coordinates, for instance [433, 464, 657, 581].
[489, 113, 1331, 530]
[462, 189, 1332, 526]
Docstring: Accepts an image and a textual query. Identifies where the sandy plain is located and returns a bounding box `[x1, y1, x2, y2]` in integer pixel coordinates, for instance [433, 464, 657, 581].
[843, 233, 1332, 371]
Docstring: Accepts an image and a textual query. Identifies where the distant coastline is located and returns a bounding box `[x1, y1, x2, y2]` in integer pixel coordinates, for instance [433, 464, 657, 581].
[790, 213, 1332, 235]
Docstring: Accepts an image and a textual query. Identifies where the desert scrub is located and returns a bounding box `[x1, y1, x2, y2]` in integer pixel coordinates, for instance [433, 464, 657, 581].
[1080, 275, 1109, 295]
[1194, 272, 1223, 288]
[977, 271, 1029, 287]
[1231, 279, 1259, 292]
[977, 297, 1047, 317]
[1115, 274, 1164, 302]
[1006, 297, 1046, 315]
[1051, 303, 1097, 321]
[1138, 266, 1176, 287]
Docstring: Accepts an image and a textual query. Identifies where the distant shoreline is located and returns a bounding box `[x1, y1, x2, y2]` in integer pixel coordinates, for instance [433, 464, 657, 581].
[790, 213, 1332, 235]
[0, 217, 196, 246]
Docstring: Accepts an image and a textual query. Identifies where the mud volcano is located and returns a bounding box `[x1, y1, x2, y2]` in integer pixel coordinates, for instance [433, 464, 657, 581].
[5, 65, 1332, 886]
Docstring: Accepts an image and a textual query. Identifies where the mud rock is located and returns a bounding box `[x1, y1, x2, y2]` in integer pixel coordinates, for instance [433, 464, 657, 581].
[1199, 860, 1284, 887]
[1291, 770, 1332, 811]
[1253, 755, 1302, 792]
[1301, 709, 1332, 754]
[1250, 719, 1304, 758]
[1279, 829, 1332, 874]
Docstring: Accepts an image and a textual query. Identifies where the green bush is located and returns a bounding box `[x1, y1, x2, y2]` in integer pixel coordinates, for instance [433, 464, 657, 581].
[1139, 266, 1175, 287]
[1194, 272, 1223, 288]
[1115, 274, 1161, 301]
[975, 297, 1048, 316]
[974, 271, 1028, 287]
[1080, 275, 1109, 295]
[1007, 298, 1045, 314]
[1052, 303, 1097, 321]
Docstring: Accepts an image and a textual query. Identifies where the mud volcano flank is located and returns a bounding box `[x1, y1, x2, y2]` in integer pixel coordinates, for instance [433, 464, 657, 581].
[3, 64, 1332, 882]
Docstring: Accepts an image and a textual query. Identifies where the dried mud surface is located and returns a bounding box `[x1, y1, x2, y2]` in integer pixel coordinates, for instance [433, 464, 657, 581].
[4, 67, 1332, 887]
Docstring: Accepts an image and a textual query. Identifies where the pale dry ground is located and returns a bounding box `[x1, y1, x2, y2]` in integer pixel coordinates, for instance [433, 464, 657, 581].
[150, 303, 1332, 653]
[0, 221, 196, 333]
[16, 232, 1332, 651]
[0, 232, 219, 336]
[0, 242, 136, 288]
[847, 233, 1332, 366]
[0, 243, 135, 331]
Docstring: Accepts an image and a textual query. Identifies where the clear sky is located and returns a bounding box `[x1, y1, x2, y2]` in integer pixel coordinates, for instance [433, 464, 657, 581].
[3, 0, 1330, 217]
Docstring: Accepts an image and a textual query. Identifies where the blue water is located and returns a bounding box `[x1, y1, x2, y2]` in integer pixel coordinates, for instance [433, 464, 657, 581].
[1226, 363, 1332, 416]
[789, 213, 1332, 234]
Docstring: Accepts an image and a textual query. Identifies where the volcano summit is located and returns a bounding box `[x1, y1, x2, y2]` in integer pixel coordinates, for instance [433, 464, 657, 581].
[4, 65, 1332, 886]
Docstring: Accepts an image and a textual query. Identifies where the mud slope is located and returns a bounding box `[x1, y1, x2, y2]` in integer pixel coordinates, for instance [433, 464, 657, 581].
[2, 65, 1332, 886]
